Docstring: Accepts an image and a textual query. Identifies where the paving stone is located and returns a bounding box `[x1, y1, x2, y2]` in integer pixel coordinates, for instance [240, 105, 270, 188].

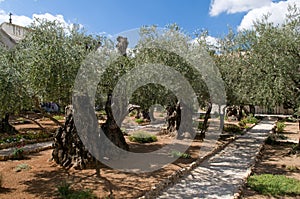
[157, 118, 275, 199]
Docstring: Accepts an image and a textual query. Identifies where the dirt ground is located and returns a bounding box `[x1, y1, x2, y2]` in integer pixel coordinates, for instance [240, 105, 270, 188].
[0, 113, 209, 199]
[242, 121, 300, 199]
[1, 115, 299, 199]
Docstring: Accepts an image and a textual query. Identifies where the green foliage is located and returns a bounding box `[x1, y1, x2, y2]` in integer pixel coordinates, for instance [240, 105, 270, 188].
[12, 147, 24, 160]
[241, 114, 259, 124]
[247, 174, 300, 196]
[57, 181, 97, 199]
[53, 115, 65, 120]
[0, 131, 52, 145]
[135, 118, 145, 124]
[276, 122, 286, 133]
[223, 124, 242, 134]
[14, 163, 31, 172]
[129, 131, 157, 143]
[238, 120, 246, 127]
[217, 5, 300, 109]
[170, 150, 191, 159]
[286, 165, 299, 172]
[265, 134, 287, 145]
[129, 110, 137, 117]
[198, 121, 209, 130]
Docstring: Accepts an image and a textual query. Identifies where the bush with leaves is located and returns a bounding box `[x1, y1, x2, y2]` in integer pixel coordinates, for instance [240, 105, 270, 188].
[57, 181, 97, 199]
[276, 122, 286, 133]
[129, 131, 157, 143]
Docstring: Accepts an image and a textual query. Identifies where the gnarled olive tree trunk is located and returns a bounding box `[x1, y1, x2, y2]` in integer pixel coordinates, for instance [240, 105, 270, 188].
[0, 113, 17, 134]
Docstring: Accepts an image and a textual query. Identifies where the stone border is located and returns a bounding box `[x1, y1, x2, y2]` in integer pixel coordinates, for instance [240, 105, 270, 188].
[233, 123, 277, 199]
[0, 141, 53, 161]
[0, 138, 53, 150]
[139, 124, 257, 199]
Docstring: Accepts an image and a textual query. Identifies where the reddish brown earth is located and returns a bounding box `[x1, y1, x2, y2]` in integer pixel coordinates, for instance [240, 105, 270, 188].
[1, 115, 299, 199]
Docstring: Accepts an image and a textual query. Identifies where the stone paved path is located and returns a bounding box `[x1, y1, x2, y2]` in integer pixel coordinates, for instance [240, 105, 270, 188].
[158, 118, 275, 199]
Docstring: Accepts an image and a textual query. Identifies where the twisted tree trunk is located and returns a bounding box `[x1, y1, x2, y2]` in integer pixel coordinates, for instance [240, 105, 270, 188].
[52, 113, 95, 170]
[0, 113, 18, 134]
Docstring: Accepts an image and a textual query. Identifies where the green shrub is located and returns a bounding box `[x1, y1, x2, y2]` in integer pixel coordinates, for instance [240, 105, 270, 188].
[238, 120, 246, 127]
[170, 150, 191, 159]
[247, 174, 300, 196]
[223, 124, 242, 134]
[53, 115, 65, 120]
[135, 118, 145, 124]
[276, 122, 286, 133]
[129, 110, 137, 117]
[12, 147, 24, 160]
[241, 114, 259, 124]
[57, 181, 97, 199]
[265, 134, 287, 145]
[129, 131, 157, 143]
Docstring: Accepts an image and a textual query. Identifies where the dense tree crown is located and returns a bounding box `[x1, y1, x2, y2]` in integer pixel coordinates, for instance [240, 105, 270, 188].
[0, 5, 299, 134]
[216, 5, 300, 110]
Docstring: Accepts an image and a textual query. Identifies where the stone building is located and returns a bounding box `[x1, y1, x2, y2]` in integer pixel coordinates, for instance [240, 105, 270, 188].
[0, 22, 28, 49]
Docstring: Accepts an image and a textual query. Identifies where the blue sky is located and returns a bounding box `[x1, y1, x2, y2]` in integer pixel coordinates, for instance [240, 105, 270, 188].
[0, 0, 299, 39]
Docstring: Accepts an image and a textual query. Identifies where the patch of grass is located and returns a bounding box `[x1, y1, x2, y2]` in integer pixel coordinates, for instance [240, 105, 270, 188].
[223, 124, 242, 134]
[135, 118, 145, 124]
[129, 131, 157, 143]
[14, 163, 31, 172]
[276, 121, 286, 133]
[241, 114, 259, 124]
[57, 181, 97, 199]
[170, 150, 191, 159]
[53, 115, 65, 120]
[247, 174, 300, 196]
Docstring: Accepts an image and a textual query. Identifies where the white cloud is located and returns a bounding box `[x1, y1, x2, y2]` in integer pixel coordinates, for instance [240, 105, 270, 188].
[209, 0, 272, 16]
[0, 10, 73, 28]
[190, 35, 219, 47]
[238, 0, 300, 31]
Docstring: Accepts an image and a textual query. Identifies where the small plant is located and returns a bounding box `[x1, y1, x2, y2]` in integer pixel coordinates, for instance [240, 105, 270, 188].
[247, 174, 300, 196]
[129, 131, 157, 143]
[285, 165, 299, 172]
[265, 134, 288, 145]
[238, 120, 246, 127]
[241, 114, 259, 124]
[14, 163, 31, 172]
[135, 118, 145, 124]
[197, 121, 209, 130]
[129, 110, 137, 117]
[170, 150, 191, 159]
[276, 121, 286, 133]
[288, 144, 300, 155]
[12, 147, 24, 160]
[223, 124, 242, 134]
[53, 115, 65, 120]
[57, 181, 97, 199]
